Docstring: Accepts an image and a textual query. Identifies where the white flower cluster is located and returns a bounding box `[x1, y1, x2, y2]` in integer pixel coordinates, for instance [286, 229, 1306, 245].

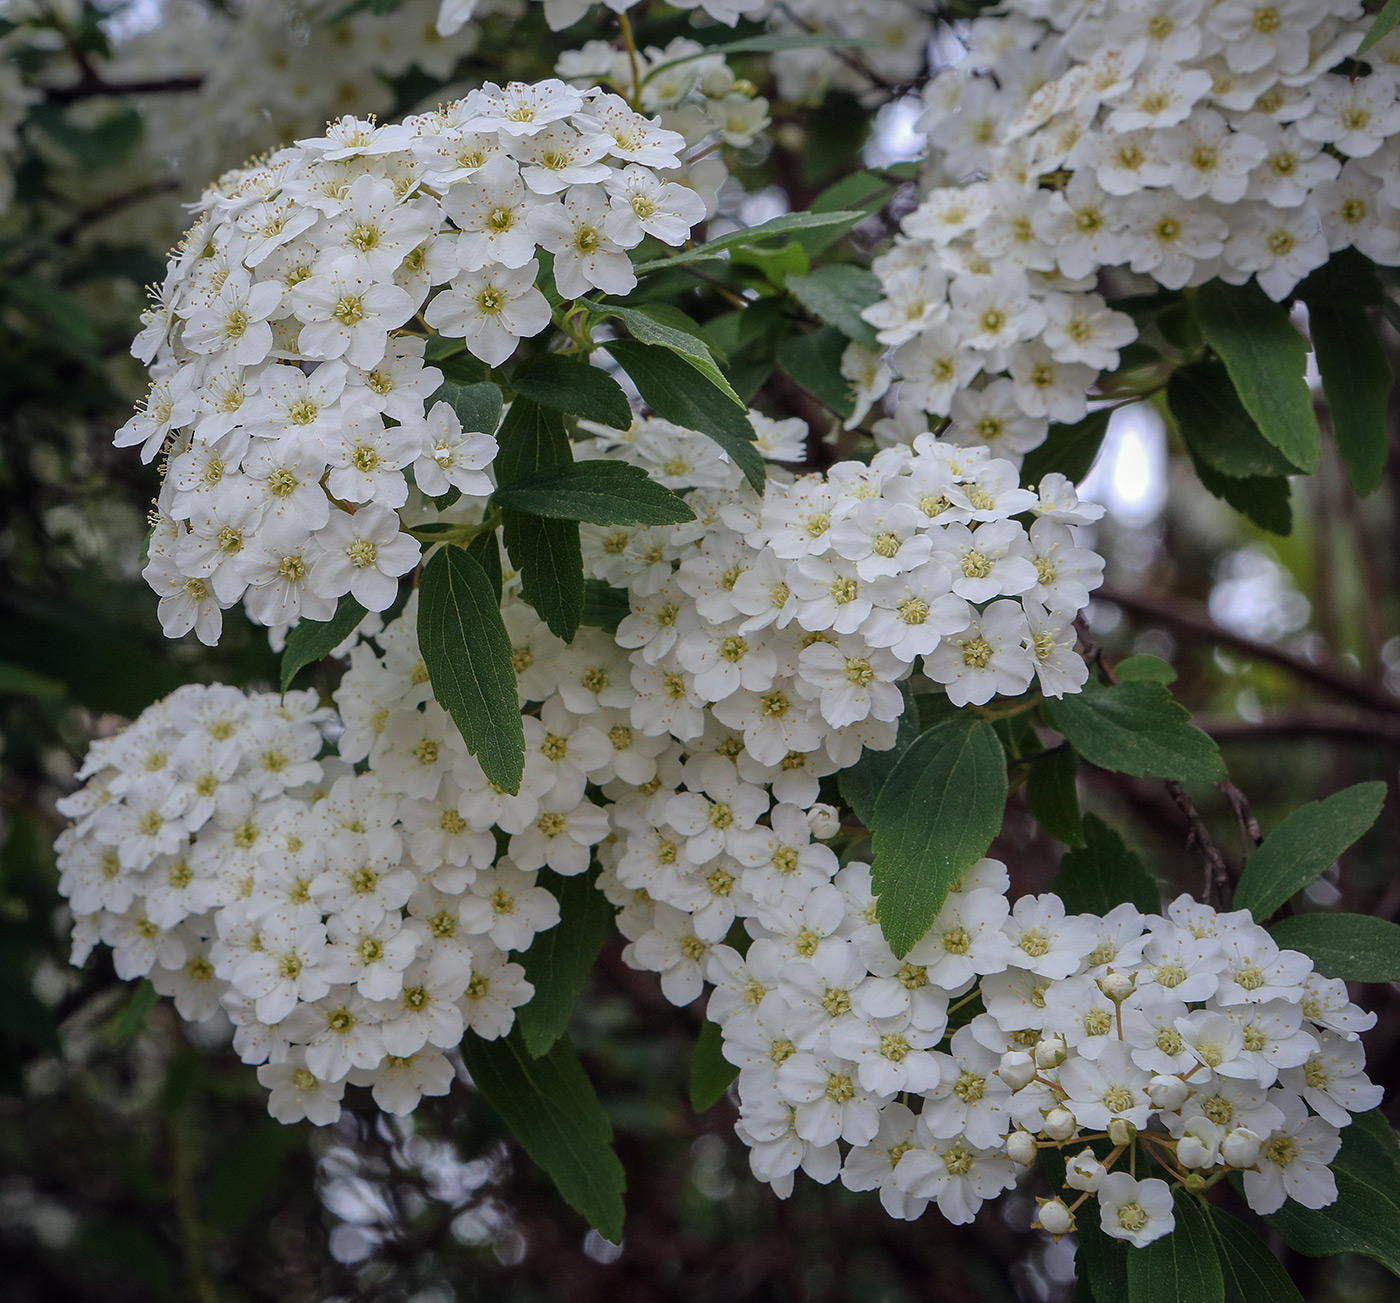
[127, 81, 707, 644]
[54, 683, 540, 1123]
[859, 0, 1400, 460]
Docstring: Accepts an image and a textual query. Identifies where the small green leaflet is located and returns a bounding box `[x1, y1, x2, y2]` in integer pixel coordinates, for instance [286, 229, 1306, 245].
[1233, 781, 1386, 922]
[1207, 1208, 1304, 1303]
[1359, 0, 1400, 55]
[607, 339, 765, 493]
[838, 684, 920, 826]
[109, 979, 158, 1045]
[1044, 678, 1226, 783]
[1309, 305, 1394, 496]
[508, 354, 632, 432]
[459, 1029, 627, 1243]
[689, 1020, 739, 1112]
[417, 546, 524, 794]
[786, 265, 883, 350]
[777, 326, 855, 418]
[1114, 654, 1177, 684]
[1267, 913, 1400, 983]
[279, 595, 367, 691]
[869, 718, 1008, 958]
[516, 868, 615, 1057]
[431, 379, 503, 434]
[1025, 746, 1086, 848]
[1194, 280, 1321, 475]
[1019, 409, 1111, 487]
[583, 299, 743, 406]
[1126, 1193, 1224, 1303]
[633, 211, 865, 275]
[1053, 814, 1160, 916]
[504, 510, 585, 642]
[493, 460, 695, 526]
[1263, 1107, 1400, 1278]
[1167, 359, 1305, 478]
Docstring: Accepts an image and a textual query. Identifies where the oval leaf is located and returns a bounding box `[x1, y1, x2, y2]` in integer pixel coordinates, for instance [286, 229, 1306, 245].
[1309, 304, 1393, 496]
[690, 1020, 739, 1112]
[1207, 1207, 1304, 1303]
[1053, 814, 1160, 916]
[279, 595, 367, 691]
[1267, 912, 1400, 983]
[494, 460, 695, 526]
[1126, 1192, 1224, 1303]
[509, 354, 633, 431]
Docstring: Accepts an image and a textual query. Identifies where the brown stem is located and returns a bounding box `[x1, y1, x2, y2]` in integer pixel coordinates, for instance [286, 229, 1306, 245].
[1165, 780, 1234, 908]
[44, 74, 203, 104]
[1198, 710, 1400, 745]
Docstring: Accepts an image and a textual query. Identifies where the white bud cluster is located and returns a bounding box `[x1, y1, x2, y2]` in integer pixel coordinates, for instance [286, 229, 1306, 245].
[126, 81, 708, 643]
[859, 0, 1400, 459]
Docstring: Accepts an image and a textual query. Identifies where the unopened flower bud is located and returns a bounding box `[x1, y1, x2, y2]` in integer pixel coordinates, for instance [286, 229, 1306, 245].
[1184, 1172, 1207, 1193]
[1035, 1036, 1068, 1069]
[1098, 971, 1134, 1002]
[700, 65, 736, 98]
[1043, 1108, 1077, 1141]
[1222, 1128, 1262, 1169]
[806, 803, 841, 839]
[1147, 1074, 1190, 1111]
[1006, 1130, 1038, 1165]
[1036, 1198, 1075, 1236]
[999, 1050, 1036, 1090]
[1177, 1135, 1212, 1169]
[1107, 1118, 1137, 1147]
[1065, 1148, 1105, 1193]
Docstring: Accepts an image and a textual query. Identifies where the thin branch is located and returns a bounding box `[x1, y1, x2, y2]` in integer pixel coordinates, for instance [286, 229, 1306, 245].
[43, 74, 203, 104]
[1215, 780, 1263, 864]
[1165, 780, 1234, 908]
[1097, 583, 1400, 715]
[1198, 710, 1400, 745]
[52, 178, 180, 245]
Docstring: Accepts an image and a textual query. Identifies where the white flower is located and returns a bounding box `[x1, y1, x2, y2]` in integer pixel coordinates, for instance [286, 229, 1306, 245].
[530, 184, 637, 298]
[411, 400, 497, 498]
[1097, 1173, 1175, 1247]
[424, 259, 552, 366]
[1241, 1093, 1342, 1215]
[309, 507, 421, 612]
[922, 600, 1035, 707]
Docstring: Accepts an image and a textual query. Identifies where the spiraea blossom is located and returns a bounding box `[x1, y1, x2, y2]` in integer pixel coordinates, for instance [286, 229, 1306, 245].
[125, 82, 707, 644]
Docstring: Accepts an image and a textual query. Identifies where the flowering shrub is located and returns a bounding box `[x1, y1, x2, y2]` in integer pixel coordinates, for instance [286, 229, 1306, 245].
[22, 0, 1400, 1295]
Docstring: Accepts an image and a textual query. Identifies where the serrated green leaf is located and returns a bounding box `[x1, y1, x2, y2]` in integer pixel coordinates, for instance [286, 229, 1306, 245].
[1310, 305, 1393, 496]
[1267, 913, 1400, 983]
[1045, 679, 1226, 782]
[730, 239, 810, 287]
[1359, 0, 1400, 55]
[1190, 457, 1293, 535]
[494, 460, 695, 526]
[1296, 248, 1385, 308]
[504, 511, 584, 642]
[580, 579, 630, 634]
[418, 546, 524, 793]
[1114, 654, 1177, 684]
[837, 683, 920, 826]
[1195, 280, 1320, 475]
[1026, 746, 1086, 848]
[517, 868, 614, 1057]
[1168, 359, 1305, 477]
[279, 596, 367, 691]
[869, 718, 1008, 958]
[1233, 782, 1386, 921]
[607, 339, 765, 492]
[431, 380, 503, 435]
[1020, 409, 1112, 487]
[584, 299, 744, 406]
[786, 265, 883, 349]
[689, 1020, 739, 1112]
[1127, 1193, 1224, 1303]
[1207, 1207, 1304, 1303]
[494, 397, 570, 486]
[777, 326, 855, 418]
[1263, 1108, 1400, 1278]
[508, 354, 632, 431]
[633, 211, 865, 275]
[466, 528, 502, 602]
[1053, 814, 1160, 916]
[459, 1029, 627, 1242]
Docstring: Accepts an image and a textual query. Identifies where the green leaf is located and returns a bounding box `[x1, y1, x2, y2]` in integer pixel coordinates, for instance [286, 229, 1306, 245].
[494, 396, 570, 487]
[1359, 0, 1400, 55]
[279, 596, 367, 691]
[869, 718, 1008, 958]
[1296, 248, 1385, 309]
[1264, 1108, 1400, 1278]
[1026, 746, 1086, 848]
[1126, 1193, 1224, 1303]
[0, 660, 64, 699]
[493, 460, 695, 526]
[1074, 1207, 1130, 1303]
[504, 511, 585, 642]
[584, 299, 745, 406]
[432, 379, 503, 434]
[1310, 305, 1393, 496]
[837, 683, 920, 826]
[417, 545, 525, 793]
[642, 31, 880, 85]
[1194, 280, 1321, 475]
[204, 1124, 295, 1233]
[1044, 679, 1227, 782]
[786, 265, 883, 349]
[109, 980, 158, 1045]
[1207, 1207, 1304, 1303]
[1020, 409, 1112, 487]
[607, 339, 765, 492]
[689, 1020, 739, 1112]
[1167, 359, 1305, 477]
[580, 579, 630, 634]
[466, 528, 502, 602]
[508, 354, 633, 431]
[730, 239, 810, 288]
[517, 868, 614, 1057]
[633, 211, 865, 275]
[1054, 814, 1160, 916]
[1189, 458, 1293, 535]
[1114, 654, 1177, 684]
[1233, 782, 1386, 921]
[1267, 913, 1400, 983]
[459, 1029, 627, 1242]
[777, 326, 855, 418]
